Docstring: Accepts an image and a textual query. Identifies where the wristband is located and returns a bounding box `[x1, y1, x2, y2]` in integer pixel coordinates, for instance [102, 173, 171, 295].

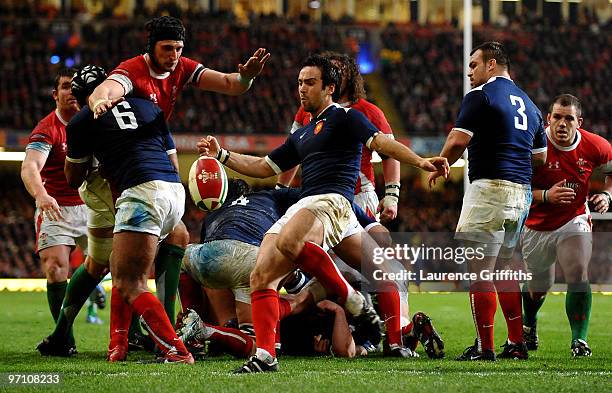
[384, 182, 401, 199]
[542, 189, 548, 203]
[216, 149, 230, 164]
[601, 191, 612, 204]
[237, 74, 254, 88]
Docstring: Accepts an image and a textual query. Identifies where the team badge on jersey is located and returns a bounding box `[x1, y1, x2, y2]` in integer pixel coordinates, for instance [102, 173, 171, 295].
[314, 120, 325, 135]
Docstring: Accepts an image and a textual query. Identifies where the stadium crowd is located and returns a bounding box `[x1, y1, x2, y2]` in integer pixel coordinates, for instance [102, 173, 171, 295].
[0, 5, 610, 138]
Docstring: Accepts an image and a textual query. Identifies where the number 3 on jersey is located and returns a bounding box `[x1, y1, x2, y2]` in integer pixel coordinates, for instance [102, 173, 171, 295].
[111, 101, 138, 130]
[509, 95, 528, 131]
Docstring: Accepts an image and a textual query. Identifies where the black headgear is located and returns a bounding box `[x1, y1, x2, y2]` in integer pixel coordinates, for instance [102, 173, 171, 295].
[145, 16, 186, 54]
[71, 65, 107, 107]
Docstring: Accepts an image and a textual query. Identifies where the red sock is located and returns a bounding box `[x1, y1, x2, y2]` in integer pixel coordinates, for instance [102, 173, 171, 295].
[251, 289, 279, 358]
[207, 325, 254, 358]
[178, 273, 206, 319]
[377, 282, 402, 346]
[278, 297, 292, 320]
[470, 281, 497, 351]
[401, 322, 413, 336]
[131, 292, 188, 356]
[109, 286, 132, 350]
[495, 279, 523, 343]
[294, 241, 353, 304]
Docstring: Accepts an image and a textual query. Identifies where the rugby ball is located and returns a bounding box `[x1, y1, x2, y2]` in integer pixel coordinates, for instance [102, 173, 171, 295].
[188, 157, 228, 211]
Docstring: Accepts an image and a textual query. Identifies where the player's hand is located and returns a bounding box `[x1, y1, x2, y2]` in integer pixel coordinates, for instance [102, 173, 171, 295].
[92, 97, 124, 119]
[36, 195, 63, 221]
[197, 135, 221, 158]
[238, 48, 271, 80]
[589, 192, 611, 213]
[420, 157, 450, 177]
[377, 196, 398, 223]
[317, 300, 343, 314]
[546, 179, 576, 205]
[313, 334, 331, 354]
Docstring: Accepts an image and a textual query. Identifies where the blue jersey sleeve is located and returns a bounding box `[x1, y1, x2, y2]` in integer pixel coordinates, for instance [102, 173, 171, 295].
[352, 203, 376, 228]
[265, 136, 301, 175]
[161, 129, 176, 153]
[454, 90, 489, 136]
[66, 108, 94, 161]
[346, 109, 380, 147]
[532, 115, 547, 153]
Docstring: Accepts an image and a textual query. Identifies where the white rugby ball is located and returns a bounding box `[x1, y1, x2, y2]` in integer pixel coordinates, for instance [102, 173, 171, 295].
[188, 156, 228, 211]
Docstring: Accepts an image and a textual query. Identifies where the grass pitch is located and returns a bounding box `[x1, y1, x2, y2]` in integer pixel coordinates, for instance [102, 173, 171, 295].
[0, 291, 610, 393]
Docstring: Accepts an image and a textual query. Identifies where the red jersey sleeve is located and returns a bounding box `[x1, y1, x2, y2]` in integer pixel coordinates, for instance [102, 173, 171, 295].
[366, 104, 393, 136]
[592, 132, 612, 174]
[28, 117, 55, 146]
[180, 57, 206, 86]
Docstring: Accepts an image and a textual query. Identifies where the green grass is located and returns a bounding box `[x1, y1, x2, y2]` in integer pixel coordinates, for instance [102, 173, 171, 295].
[0, 291, 610, 393]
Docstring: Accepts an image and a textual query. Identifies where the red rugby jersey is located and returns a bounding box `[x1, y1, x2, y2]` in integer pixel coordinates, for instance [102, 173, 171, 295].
[27, 110, 83, 206]
[526, 128, 612, 231]
[109, 54, 205, 121]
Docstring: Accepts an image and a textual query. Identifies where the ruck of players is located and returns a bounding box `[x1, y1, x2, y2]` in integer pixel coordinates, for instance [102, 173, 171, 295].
[22, 15, 611, 371]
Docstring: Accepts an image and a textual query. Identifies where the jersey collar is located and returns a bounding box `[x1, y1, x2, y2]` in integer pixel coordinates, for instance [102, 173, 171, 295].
[546, 126, 582, 152]
[486, 75, 513, 84]
[143, 54, 171, 80]
[314, 103, 340, 120]
[55, 109, 69, 125]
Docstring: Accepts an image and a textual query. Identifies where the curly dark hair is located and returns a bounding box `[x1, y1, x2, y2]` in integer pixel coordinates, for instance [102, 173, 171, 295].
[321, 51, 366, 104]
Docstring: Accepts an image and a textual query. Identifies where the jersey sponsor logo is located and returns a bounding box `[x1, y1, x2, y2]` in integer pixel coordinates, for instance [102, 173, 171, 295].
[314, 120, 325, 135]
[547, 161, 560, 170]
[149, 93, 158, 103]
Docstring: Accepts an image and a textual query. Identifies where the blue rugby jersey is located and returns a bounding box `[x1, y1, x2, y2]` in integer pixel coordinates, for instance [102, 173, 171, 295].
[454, 76, 547, 184]
[201, 188, 296, 246]
[266, 103, 379, 202]
[66, 97, 179, 192]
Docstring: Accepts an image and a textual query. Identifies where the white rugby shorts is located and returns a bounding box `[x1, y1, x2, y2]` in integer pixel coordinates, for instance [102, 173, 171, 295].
[521, 213, 592, 274]
[353, 189, 379, 220]
[455, 179, 531, 258]
[79, 170, 115, 229]
[266, 193, 358, 251]
[114, 180, 185, 238]
[35, 204, 88, 253]
[183, 239, 258, 304]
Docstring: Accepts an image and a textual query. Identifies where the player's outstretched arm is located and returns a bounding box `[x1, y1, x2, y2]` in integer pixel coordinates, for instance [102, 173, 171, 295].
[370, 134, 449, 175]
[88, 79, 125, 119]
[427, 129, 471, 187]
[198, 48, 270, 96]
[197, 136, 276, 178]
